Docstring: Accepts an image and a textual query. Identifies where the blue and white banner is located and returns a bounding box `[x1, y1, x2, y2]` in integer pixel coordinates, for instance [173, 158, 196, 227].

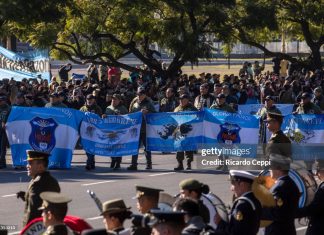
[283, 114, 324, 160]
[0, 46, 50, 81]
[204, 109, 259, 157]
[146, 111, 204, 151]
[80, 112, 142, 156]
[239, 104, 294, 116]
[6, 107, 82, 168]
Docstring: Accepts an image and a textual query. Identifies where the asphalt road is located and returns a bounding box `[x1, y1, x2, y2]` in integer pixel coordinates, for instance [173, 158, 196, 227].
[0, 150, 307, 235]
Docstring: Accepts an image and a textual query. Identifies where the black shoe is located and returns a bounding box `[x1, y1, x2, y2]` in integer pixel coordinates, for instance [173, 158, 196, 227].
[85, 165, 91, 171]
[114, 164, 121, 170]
[127, 165, 137, 170]
[174, 165, 184, 171]
[186, 162, 192, 170]
[145, 164, 152, 170]
[110, 162, 116, 169]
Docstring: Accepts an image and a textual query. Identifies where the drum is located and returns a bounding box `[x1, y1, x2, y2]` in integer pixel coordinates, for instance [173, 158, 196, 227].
[20, 215, 92, 235]
[259, 168, 317, 208]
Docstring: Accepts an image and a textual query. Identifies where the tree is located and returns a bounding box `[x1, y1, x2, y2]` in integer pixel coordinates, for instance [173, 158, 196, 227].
[6, 0, 235, 79]
[227, 0, 324, 71]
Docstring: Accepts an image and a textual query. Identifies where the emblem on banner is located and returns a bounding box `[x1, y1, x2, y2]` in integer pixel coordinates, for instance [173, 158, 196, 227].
[97, 130, 127, 143]
[217, 122, 241, 144]
[158, 123, 193, 141]
[29, 117, 58, 152]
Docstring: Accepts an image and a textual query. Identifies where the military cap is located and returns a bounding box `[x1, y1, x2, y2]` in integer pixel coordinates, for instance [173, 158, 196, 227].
[148, 209, 185, 227]
[229, 170, 255, 184]
[265, 112, 283, 123]
[217, 93, 226, 99]
[301, 92, 311, 99]
[179, 179, 203, 191]
[135, 185, 164, 199]
[112, 93, 122, 100]
[314, 87, 322, 93]
[179, 94, 189, 100]
[38, 192, 72, 210]
[26, 150, 50, 161]
[49, 92, 59, 98]
[269, 153, 291, 170]
[101, 198, 131, 215]
[136, 86, 146, 95]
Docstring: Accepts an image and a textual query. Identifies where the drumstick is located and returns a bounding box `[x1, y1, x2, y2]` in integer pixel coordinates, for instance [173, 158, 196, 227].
[87, 190, 103, 213]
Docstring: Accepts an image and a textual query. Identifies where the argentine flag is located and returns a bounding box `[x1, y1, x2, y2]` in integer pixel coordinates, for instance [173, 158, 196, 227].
[6, 107, 82, 168]
[80, 112, 142, 156]
[146, 111, 204, 151]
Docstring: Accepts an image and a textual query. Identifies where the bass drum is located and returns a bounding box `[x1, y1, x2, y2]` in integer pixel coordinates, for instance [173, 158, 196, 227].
[259, 168, 317, 208]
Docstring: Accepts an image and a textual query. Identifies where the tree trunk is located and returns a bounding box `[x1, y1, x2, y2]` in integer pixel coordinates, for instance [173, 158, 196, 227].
[309, 45, 322, 71]
[6, 36, 16, 52]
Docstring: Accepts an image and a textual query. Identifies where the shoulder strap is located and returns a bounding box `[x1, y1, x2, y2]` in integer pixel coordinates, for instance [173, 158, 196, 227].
[233, 196, 256, 211]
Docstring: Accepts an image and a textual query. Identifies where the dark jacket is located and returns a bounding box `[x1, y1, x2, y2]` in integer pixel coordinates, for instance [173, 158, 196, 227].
[182, 216, 206, 235]
[295, 181, 324, 235]
[262, 175, 300, 235]
[266, 130, 291, 158]
[23, 171, 60, 226]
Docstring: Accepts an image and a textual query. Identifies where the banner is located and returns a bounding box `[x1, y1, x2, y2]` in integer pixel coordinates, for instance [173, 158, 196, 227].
[80, 112, 142, 156]
[6, 107, 82, 168]
[283, 114, 324, 160]
[0, 46, 50, 81]
[238, 104, 294, 116]
[146, 111, 204, 151]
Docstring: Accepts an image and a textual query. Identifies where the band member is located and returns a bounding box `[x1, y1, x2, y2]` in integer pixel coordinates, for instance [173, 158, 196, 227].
[262, 153, 300, 235]
[149, 210, 186, 235]
[178, 179, 210, 223]
[295, 160, 324, 235]
[17, 150, 60, 227]
[39, 192, 73, 235]
[215, 170, 262, 235]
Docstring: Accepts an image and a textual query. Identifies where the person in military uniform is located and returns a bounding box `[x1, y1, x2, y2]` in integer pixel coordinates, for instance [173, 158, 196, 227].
[194, 83, 214, 111]
[178, 179, 210, 224]
[256, 96, 281, 144]
[45, 92, 68, 108]
[174, 94, 198, 171]
[39, 192, 73, 235]
[295, 159, 324, 235]
[0, 95, 11, 169]
[149, 210, 186, 235]
[173, 198, 206, 235]
[82, 199, 132, 235]
[265, 112, 291, 158]
[210, 94, 236, 113]
[262, 154, 300, 235]
[16, 150, 60, 227]
[80, 94, 103, 170]
[294, 92, 322, 114]
[127, 87, 156, 170]
[215, 170, 262, 235]
[104, 93, 128, 170]
[159, 88, 178, 112]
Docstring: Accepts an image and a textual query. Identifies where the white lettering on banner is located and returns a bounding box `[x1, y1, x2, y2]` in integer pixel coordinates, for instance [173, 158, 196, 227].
[0, 54, 49, 73]
[211, 110, 252, 121]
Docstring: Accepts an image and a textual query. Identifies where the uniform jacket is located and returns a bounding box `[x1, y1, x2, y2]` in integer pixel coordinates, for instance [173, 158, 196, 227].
[159, 97, 178, 112]
[129, 97, 155, 134]
[295, 103, 322, 114]
[174, 104, 198, 112]
[266, 130, 291, 158]
[43, 224, 75, 235]
[262, 175, 300, 235]
[23, 171, 60, 226]
[80, 104, 103, 116]
[194, 94, 214, 111]
[257, 105, 281, 144]
[105, 104, 128, 115]
[182, 216, 206, 235]
[210, 103, 236, 113]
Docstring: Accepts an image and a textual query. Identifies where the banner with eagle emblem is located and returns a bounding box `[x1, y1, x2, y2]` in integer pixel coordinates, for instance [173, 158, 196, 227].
[80, 112, 142, 156]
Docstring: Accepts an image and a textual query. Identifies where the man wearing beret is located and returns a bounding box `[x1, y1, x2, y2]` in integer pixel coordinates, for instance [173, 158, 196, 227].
[294, 92, 322, 114]
[39, 192, 73, 235]
[174, 94, 197, 171]
[149, 210, 186, 235]
[16, 150, 60, 227]
[295, 159, 324, 235]
[265, 112, 291, 158]
[82, 199, 132, 235]
[261, 154, 299, 235]
[215, 170, 262, 235]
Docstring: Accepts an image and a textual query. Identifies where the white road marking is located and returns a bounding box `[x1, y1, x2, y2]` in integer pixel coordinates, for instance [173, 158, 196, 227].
[1, 194, 16, 198]
[81, 180, 116, 186]
[86, 216, 102, 221]
[296, 226, 307, 231]
[149, 172, 175, 177]
[8, 232, 20, 235]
